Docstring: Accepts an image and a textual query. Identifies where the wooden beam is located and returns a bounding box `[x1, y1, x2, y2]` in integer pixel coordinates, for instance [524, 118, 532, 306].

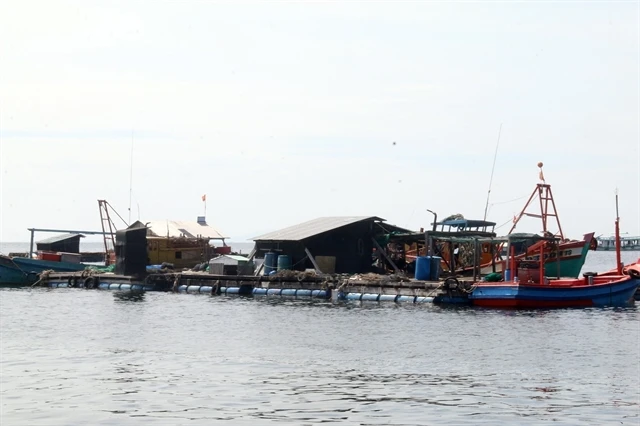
[304, 247, 323, 274]
[254, 261, 264, 276]
[247, 246, 257, 262]
[372, 238, 400, 274]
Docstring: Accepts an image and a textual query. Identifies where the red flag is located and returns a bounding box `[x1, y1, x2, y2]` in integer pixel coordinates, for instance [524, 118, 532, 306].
[202, 194, 206, 202]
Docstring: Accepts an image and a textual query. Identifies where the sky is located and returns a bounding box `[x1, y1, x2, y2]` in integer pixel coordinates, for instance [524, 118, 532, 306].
[1, 0, 639, 246]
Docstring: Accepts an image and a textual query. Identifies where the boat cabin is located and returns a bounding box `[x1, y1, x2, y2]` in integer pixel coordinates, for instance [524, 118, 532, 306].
[433, 219, 496, 234]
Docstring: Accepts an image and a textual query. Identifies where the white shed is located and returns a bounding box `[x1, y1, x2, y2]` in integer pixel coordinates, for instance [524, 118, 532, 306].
[209, 254, 254, 275]
[209, 254, 250, 266]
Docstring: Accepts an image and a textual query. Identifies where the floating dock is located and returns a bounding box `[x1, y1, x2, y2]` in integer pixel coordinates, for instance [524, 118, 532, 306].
[38, 270, 463, 304]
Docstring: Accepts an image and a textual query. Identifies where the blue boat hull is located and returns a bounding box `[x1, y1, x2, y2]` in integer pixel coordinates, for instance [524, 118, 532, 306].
[0, 256, 86, 286]
[470, 277, 639, 309]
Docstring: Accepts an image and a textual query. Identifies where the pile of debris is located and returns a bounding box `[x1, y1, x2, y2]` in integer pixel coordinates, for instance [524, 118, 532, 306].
[266, 269, 320, 281]
[348, 273, 410, 283]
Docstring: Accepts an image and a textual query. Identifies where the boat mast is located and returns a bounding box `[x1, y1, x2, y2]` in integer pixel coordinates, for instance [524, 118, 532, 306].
[507, 162, 564, 240]
[615, 189, 622, 274]
[128, 129, 134, 225]
[483, 123, 503, 221]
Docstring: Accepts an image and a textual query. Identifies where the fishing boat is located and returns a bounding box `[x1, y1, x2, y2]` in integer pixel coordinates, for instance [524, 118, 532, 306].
[0, 229, 108, 287]
[595, 235, 640, 251]
[468, 191, 639, 309]
[0, 254, 87, 286]
[476, 163, 595, 278]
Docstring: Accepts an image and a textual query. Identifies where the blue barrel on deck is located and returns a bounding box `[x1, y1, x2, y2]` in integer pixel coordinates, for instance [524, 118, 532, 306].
[277, 255, 291, 271]
[415, 256, 442, 280]
[415, 256, 431, 280]
[264, 252, 278, 275]
[429, 256, 442, 280]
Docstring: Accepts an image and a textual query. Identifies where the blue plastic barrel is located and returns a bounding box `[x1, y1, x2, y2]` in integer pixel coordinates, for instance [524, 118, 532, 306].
[253, 288, 268, 296]
[361, 293, 380, 302]
[346, 293, 363, 300]
[277, 255, 292, 271]
[379, 294, 397, 302]
[415, 256, 431, 280]
[312, 290, 327, 298]
[264, 252, 278, 275]
[429, 256, 442, 280]
[504, 270, 511, 281]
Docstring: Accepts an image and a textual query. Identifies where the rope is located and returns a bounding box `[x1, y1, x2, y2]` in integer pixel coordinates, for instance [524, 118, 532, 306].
[30, 269, 55, 288]
[489, 193, 530, 207]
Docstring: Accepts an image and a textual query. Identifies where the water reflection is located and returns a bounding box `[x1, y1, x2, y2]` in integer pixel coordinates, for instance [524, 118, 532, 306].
[113, 292, 146, 303]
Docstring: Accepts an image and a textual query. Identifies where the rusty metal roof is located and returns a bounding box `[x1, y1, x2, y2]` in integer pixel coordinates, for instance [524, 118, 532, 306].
[252, 216, 385, 242]
[145, 220, 227, 240]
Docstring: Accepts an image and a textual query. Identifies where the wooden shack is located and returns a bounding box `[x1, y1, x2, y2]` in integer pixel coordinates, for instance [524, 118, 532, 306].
[252, 216, 410, 275]
[129, 217, 228, 269]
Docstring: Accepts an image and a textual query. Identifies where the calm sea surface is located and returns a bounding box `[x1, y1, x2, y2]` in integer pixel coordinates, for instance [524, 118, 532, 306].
[1, 248, 639, 425]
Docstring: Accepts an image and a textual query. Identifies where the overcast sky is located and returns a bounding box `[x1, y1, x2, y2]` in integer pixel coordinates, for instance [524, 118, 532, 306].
[1, 1, 638, 246]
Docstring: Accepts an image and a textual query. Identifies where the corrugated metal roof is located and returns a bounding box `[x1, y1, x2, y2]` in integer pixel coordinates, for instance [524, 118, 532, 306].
[211, 254, 250, 262]
[36, 233, 85, 244]
[252, 216, 383, 241]
[145, 220, 228, 240]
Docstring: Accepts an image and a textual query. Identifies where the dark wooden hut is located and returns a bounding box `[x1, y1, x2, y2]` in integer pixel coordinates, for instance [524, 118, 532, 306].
[252, 216, 410, 274]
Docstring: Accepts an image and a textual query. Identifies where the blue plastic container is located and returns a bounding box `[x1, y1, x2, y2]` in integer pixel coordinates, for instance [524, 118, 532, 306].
[312, 290, 327, 298]
[415, 256, 431, 280]
[504, 270, 511, 281]
[379, 294, 397, 302]
[264, 252, 278, 275]
[429, 256, 442, 280]
[361, 293, 380, 302]
[277, 255, 292, 271]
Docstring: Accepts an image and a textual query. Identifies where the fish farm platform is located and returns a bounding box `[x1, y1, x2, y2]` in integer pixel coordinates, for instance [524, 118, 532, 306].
[37, 270, 460, 303]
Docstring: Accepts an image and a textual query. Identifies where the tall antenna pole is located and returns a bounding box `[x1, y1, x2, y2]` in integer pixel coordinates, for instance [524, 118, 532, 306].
[128, 129, 134, 224]
[483, 123, 503, 221]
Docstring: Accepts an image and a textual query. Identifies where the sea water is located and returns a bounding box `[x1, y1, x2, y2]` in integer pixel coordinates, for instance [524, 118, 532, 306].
[1, 248, 638, 425]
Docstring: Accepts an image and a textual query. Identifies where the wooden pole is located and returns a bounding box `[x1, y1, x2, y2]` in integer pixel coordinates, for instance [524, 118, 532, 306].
[28, 229, 35, 259]
[490, 242, 496, 273]
[539, 245, 545, 285]
[473, 238, 479, 281]
[304, 247, 323, 274]
[615, 191, 622, 274]
[372, 238, 400, 274]
[510, 245, 516, 282]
